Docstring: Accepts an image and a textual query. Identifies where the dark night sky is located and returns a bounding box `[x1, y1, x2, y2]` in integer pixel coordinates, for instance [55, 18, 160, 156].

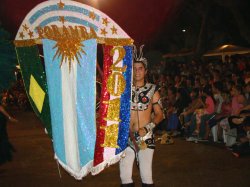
[1, 0, 250, 55]
[0, 0, 182, 46]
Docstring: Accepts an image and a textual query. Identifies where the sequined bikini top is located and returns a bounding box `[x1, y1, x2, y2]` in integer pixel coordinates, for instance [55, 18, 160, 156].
[131, 83, 158, 111]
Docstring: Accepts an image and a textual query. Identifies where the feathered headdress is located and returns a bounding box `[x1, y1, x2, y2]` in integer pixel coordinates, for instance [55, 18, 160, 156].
[133, 45, 148, 69]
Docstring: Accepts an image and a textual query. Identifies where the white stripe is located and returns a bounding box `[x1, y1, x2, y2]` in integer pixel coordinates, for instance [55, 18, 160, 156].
[61, 61, 80, 171]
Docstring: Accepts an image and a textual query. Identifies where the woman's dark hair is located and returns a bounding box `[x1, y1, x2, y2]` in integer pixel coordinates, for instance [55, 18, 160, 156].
[168, 86, 177, 95]
[234, 84, 243, 94]
[201, 85, 213, 96]
[191, 88, 199, 98]
[201, 85, 216, 104]
[177, 88, 191, 103]
[213, 81, 223, 92]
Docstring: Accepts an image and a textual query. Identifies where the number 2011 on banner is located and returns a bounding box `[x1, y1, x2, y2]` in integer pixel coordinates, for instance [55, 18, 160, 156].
[107, 47, 127, 96]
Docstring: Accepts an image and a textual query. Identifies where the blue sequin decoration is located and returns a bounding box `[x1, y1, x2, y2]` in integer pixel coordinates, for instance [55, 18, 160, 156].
[65, 16, 98, 30]
[30, 5, 58, 24]
[116, 46, 132, 154]
[29, 4, 100, 25]
[38, 16, 98, 31]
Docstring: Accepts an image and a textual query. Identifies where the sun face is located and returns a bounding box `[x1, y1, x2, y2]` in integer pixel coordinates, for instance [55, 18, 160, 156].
[53, 35, 86, 71]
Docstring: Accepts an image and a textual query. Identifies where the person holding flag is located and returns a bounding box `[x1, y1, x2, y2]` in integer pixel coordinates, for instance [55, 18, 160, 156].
[119, 45, 163, 187]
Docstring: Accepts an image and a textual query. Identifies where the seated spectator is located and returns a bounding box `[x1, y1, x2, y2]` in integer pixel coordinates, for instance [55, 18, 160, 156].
[165, 86, 178, 134]
[231, 85, 246, 116]
[243, 82, 250, 105]
[175, 88, 191, 116]
[192, 86, 215, 139]
[219, 85, 247, 145]
[214, 93, 232, 139]
[204, 81, 225, 140]
[179, 88, 203, 138]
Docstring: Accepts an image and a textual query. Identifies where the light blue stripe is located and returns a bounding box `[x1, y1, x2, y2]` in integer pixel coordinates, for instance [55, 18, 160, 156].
[39, 16, 98, 31]
[29, 4, 100, 25]
[64, 5, 100, 21]
[76, 39, 97, 166]
[42, 39, 66, 164]
[30, 5, 58, 24]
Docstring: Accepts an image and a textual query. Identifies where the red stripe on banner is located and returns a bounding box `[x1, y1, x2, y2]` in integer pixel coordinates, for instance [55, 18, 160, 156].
[94, 45, 113, 166]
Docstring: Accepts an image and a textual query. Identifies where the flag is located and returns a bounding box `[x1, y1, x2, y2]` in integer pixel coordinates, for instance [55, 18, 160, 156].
[92, 45, 132, 175]
[42, 38, 97, 179]
[16, 46, 52, 138]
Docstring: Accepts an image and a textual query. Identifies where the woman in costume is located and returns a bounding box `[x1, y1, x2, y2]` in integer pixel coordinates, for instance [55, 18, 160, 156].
[0, 27, 18, 165]
[0, 104, 17, 165]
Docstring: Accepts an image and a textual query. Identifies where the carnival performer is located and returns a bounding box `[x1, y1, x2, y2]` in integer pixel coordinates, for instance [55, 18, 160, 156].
[0, 104, 18, 165]
[119, 45, 163, 187]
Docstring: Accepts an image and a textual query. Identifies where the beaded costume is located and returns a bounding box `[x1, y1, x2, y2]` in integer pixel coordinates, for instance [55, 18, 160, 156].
[129, 83, 160, 151]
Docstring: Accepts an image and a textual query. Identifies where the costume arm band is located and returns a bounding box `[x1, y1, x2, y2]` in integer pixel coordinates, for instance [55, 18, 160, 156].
[152, 98, 163, 109]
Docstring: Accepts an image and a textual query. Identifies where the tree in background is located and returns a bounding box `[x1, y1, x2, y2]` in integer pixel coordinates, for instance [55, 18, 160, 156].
[153, 0, 250, 59]
[0, 22, 17, 94]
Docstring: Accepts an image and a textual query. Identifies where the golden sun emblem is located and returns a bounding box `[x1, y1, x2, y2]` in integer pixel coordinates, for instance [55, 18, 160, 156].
[53, 36, 86, 71]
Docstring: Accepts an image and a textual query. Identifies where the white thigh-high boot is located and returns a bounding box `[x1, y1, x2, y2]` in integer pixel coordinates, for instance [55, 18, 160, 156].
[138, 148, 154, 185]
[120, 147, 136, 185]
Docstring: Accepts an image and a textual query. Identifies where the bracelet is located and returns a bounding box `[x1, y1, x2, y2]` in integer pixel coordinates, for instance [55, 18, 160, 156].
[145, 122, 156, 132]
[143, 127, 149, 134]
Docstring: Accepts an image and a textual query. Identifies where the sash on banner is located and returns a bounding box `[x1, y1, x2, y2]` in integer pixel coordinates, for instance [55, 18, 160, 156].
[92, 45, 132, 175]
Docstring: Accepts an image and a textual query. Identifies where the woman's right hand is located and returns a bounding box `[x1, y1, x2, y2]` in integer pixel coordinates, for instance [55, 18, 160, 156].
[9, 117, 18, 123]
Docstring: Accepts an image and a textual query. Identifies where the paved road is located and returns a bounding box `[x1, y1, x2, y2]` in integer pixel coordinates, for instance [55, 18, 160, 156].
[1, 110, 250, 187]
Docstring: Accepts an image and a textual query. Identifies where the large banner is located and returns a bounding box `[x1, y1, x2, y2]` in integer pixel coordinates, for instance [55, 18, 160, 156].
[93, 45, 132, 174]
[43, 38, 97, 178]
[14, 0, 133, 179]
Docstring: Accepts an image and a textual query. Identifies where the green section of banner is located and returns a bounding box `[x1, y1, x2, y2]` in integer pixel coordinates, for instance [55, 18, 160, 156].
[16, 46, 52, 138]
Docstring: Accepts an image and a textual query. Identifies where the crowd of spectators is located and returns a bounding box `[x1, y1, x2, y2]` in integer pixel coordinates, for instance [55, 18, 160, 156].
[152, 55, 250, 157]
[2, 55, 250, 157]
[1, 80, 29, 110]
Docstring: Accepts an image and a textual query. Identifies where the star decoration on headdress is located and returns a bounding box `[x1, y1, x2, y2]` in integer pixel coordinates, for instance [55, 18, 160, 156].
[19, 32, 25, 39]
[89, 11, 96, 20]
[22, 24, 29, 31]
[57, 1, 65, 9]
[102, 17, 109, 26]
[111, 26, 117, 35]
[100, 28, 107, 36]
[59, 16, 66, 24]
[28, 30, 34, 39]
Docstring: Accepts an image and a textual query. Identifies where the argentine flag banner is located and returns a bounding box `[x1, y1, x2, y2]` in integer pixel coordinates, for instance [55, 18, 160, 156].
[14, 0, 134, 179]
[42, 38, 97, 179]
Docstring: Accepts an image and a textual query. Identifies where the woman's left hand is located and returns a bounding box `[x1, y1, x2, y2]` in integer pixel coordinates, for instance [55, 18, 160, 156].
[9, 117, 18, 123]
